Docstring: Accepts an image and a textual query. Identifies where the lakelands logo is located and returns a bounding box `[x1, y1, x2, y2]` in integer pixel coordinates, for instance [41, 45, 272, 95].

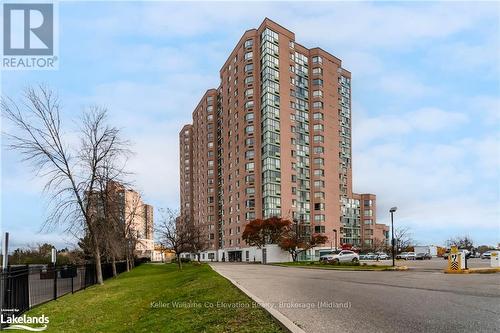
[1, 314, 49, 331]
[2, 2, 58, 70]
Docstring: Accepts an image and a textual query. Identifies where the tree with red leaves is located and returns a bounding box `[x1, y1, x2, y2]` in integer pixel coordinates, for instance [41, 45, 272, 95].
[279, 221, 328, 262]
[242, 217, 292, 263]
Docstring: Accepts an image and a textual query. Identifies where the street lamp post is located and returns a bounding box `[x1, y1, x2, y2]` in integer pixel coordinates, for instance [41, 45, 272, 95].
[389, 207, 397, 267]
[333, 229, 337, 251]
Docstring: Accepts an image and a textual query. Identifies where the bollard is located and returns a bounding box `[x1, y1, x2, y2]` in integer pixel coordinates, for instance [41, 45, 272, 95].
[490, 251, 500, 268]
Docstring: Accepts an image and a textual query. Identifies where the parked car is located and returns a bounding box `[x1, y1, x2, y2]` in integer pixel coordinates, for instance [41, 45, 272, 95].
[320, 250, 359, 264]
[397, 252, 416, 260]
[481, 251, 493, 259]
[405, 252, 416, 260]
[376, 253, 389, 260]
[396, 252, 408, 259]
[359, 253, 369, 260]
[415, 252, 432, 260]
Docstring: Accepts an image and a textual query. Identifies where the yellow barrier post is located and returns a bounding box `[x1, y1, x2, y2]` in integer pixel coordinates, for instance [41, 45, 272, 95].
[446, 246, 465, 273]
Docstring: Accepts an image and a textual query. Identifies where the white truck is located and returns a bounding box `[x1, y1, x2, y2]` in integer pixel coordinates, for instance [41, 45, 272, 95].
[414, 245, 438, 257]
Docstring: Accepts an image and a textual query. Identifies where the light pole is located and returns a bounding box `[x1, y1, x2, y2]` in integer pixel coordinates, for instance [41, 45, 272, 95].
[333, 229, 337, 251]
[389, 207, 397, 267]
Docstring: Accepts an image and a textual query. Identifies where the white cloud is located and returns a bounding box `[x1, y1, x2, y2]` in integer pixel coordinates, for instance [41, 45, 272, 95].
[377, 73, 434, 98]
[353, 107, 468, 147]
[353, 134, 499, 243]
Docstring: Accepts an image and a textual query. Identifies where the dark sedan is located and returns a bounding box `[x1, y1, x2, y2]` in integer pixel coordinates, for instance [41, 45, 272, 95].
[415, 252, 432, 260]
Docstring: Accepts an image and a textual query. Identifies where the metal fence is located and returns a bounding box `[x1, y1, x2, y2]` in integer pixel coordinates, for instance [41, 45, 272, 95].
[0, 261, 132, 324]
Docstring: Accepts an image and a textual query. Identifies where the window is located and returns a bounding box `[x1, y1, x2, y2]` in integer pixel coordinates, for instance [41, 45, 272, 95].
[313, 101, 323, 109]
[314, 225, 325, 233]
[314, 169, 324, 177]
[245, 88, 254, 98]
[314, 157, 324, 165]
[245, 174, 255, 183]
[313, 124, 324, 131]
[313, 147, 324, 155]
[246, 137, 254, 146]
[313, 112, 324, 120]
[245, 150, 255, 159]
[313, 90, 323, 98]
[314, 180, 325, 188]
[245, 125, 254, 134]
[245, 64, 253, 72]
[364, 209, 373, 217]
[312, 56, 323, 64]
[364, 200, 372, 207]
[245, 199, 255, 208]
[364, 219, 373, 225]
[245, 162, 255, 172]
[244, 51, 253, 60]
[314, 202, 325, 211]
[245, 76, 254, 85]
[246, 187, 255, 195]
[312, 79, 323, 86]
[245, 112, 254, 121]
[314, 192, 325, 199]
[314, 214, 325, 222]
[312, 67, 323, 75]
[245, 100, 254, 109]
[313, 135, 324, 143]
[244, 39, 253, 48]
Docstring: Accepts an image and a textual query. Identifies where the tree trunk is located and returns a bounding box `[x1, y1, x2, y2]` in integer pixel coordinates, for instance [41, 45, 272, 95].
[177, 253, 182, 270]
[92, 233, 104, 285]
[94, 247, 104, 285]
[111, 255, 117, 277]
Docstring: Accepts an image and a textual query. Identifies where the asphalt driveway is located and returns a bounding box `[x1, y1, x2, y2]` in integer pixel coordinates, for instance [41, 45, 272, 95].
[210, 263, 500, 333]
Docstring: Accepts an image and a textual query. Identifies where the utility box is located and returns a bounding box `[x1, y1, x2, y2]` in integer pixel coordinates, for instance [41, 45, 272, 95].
[490, 251, 500, 268]
[447, 247, 466, 272]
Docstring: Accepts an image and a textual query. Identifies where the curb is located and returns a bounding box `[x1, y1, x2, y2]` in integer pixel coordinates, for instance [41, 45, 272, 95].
[209, 264, 305, 333]
[444, 268, 500, 274]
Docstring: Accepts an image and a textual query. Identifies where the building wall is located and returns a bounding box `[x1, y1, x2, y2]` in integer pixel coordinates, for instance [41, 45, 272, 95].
[179, 18, 388, 258]
[179, 125, 193, 229]
[107, 182, 155, 256]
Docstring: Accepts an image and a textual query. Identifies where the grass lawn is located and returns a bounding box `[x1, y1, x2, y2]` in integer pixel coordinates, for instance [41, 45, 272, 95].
[26, 263, 284, 333]
[274, 261, 393, 271]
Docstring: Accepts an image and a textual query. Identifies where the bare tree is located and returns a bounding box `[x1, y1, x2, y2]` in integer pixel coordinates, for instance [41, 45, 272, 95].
[156, 209, 192, 270]
[394, 226, 413, 254]
[446, 235, 474, 251]
[372, 238, 388, 253]
[2, 86, 131, 284]
[189, 223, 209, 262]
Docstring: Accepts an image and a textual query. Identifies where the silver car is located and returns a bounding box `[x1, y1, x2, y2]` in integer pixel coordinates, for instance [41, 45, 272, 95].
[320, 250, 359, 264]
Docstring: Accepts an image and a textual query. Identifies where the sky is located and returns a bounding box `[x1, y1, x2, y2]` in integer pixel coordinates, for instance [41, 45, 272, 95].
[1, 1, 499, 250]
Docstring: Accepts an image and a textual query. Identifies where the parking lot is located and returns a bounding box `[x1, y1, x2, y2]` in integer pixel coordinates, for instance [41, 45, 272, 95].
[362, 257, 492, 271]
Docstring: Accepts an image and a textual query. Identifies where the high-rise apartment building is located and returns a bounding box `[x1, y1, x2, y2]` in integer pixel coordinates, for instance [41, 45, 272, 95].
[179, 18, 388, 262]
[88, 181, 155, 258]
